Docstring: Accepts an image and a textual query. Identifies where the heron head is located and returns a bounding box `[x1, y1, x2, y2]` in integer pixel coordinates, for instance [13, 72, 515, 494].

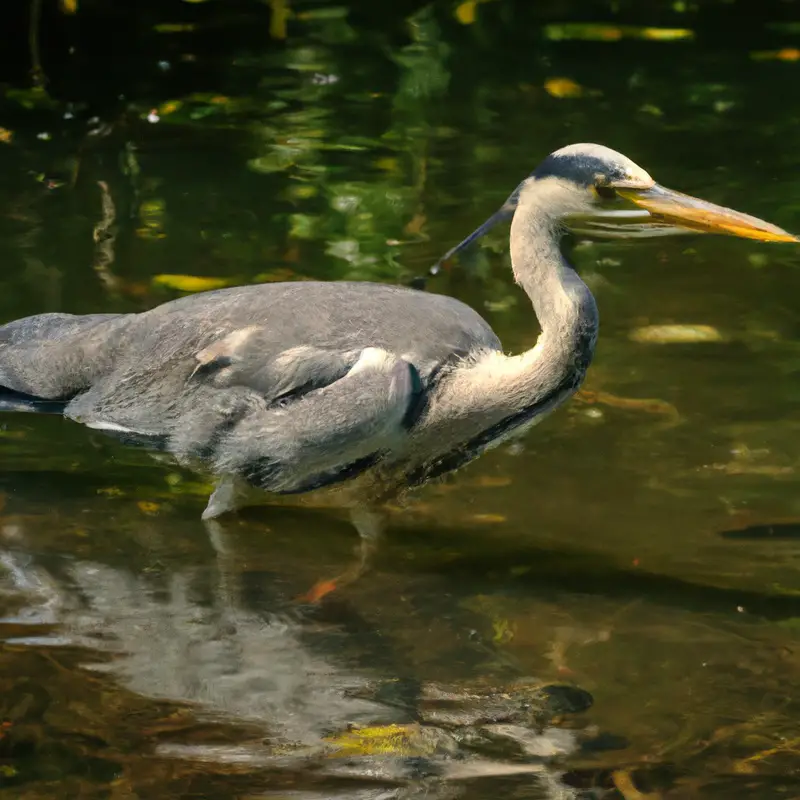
[433, 142, 797, 271]
[531, 142, 655, 205]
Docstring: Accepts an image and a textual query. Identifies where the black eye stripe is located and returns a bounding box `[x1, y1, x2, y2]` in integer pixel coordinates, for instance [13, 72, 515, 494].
[594, 185, 617, 200]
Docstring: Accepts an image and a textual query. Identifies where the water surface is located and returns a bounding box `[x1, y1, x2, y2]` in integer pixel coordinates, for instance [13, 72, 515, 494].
[2, 2, 800, 797]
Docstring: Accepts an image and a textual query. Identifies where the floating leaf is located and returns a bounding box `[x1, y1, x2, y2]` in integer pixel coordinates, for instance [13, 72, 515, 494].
[374, 156, 400, 173]
[0, 128, 11, 144]
[750, 48, 800, 62]
[544, 77, 583, 98]
[629, 324, 725, 344]
[470, 513, 507, 524]
[167, 479, 215, 496]
[455, 1, 477, 24]
[492, 617, 515, 643]
[577, 389, 680, 420]
[137, 501, 161, 515]
[299, 579, 339, 604]
[324, 724, 438, 757]
[137, 197, 168, 239]
[286, 184, 318, 202]
[136, 228, 167, 240]
[158, 100, 183, 116]
[545, 23, 693, 42]
[248, 152, 295, 174]
[151, 274, 233, 292]
[153, 23, 196, 33]
[97, 486, 125, 497]
[612, 770, 653, 799]
[545, 24, 623, 41]
[640, 27, 693, 41]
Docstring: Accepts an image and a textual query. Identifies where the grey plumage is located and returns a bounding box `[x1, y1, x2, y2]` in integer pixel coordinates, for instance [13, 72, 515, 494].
[2, 143, 790, 533]
[0, 282, 503, 502]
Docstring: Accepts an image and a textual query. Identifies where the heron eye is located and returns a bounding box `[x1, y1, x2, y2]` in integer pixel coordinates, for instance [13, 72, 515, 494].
[594, 185, 617, 201]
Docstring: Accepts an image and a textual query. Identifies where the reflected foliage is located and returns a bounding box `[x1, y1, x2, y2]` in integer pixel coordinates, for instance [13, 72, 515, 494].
[2, 0, 800, 307]
[3, 0, 800, 798]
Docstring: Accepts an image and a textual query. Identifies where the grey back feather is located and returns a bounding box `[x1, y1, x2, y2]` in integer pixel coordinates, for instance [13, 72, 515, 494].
[0, 282, 501, 492]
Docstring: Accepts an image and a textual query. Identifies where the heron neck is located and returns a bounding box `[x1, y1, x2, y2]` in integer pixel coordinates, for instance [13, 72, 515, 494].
[509, 209, 599, 371]
[403, 201, 601, 487]
[402, 213, 600, 486]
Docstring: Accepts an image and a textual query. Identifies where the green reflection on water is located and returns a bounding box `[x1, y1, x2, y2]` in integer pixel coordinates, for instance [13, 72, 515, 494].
[2, 1, 800, 797]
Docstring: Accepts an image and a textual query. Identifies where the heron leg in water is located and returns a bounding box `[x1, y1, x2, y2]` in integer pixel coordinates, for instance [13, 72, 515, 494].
[298, 507, 386, 603]
[202, 478, 263, 609]
[203, 475, 247, 520]
[203, 517, 243, 608]
[203, 480, 385, 604]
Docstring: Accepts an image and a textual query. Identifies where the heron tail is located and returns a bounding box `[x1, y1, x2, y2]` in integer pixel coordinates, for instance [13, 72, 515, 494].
[0, 311, 128, 413]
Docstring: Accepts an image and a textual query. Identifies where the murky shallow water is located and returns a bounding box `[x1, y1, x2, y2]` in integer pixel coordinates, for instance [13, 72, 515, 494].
[3, 2, 800, 797]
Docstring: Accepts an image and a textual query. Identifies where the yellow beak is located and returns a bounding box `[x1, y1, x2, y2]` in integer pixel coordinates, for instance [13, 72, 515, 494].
[616, 184, 798, 243]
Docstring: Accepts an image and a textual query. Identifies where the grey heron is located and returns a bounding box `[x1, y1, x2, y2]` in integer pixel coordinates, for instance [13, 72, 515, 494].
[0, 143, 795, 598]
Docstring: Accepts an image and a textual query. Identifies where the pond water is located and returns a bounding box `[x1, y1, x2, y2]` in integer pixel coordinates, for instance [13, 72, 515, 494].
[2, 2, 800, 797]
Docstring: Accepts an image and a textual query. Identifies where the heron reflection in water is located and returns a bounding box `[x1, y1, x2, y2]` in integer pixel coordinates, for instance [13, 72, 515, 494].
[0, 144, 796, 596]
